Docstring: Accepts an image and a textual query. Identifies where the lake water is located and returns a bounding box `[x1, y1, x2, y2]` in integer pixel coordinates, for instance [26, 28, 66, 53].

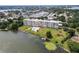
[68, 7, 79, 10]
[0, 31, 48, 53]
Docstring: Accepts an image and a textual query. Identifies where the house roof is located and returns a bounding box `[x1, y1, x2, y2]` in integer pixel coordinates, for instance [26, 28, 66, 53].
[71, 36, 79, 43]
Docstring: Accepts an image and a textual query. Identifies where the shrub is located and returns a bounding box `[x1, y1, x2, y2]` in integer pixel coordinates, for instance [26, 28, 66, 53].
[10, 22, 19, 31]
[68, 40, 79, 52]
[68, 29, 75, 37]
[76, 27, 79, 32]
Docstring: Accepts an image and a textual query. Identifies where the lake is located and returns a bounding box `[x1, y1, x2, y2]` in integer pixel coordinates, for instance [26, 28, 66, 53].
[0, 31, 48, 53]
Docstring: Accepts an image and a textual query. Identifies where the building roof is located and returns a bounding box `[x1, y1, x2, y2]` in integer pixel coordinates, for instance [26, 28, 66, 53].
[29, 11, 49, 18]
[24, 19, 62, 23]
[71, 36, 79, 43]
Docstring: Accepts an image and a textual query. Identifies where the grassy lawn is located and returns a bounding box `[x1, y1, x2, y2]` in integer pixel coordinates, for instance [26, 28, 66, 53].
[62, 40, 71, 52]
[19, 26, 70, 51]
[44, 42, 57, 51]
[19, 26, 31, 32]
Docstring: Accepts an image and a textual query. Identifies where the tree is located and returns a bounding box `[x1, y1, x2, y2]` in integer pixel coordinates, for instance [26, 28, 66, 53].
[62, 28, 75, 43]
[68, 29, 75, 38]
[46, 31, 53, 39]
[67, 14, 79, 28]
[68, 40, 79, 52]
[7, 19, 13, 24]
[76, 27, 79, 32]
[10, 22, 19, 31]
[63, 23, 68, 27]
[17, 20, 23, 26]
[0, 21, 8, 29]
[17, 17, 23, 26]
[58, 16, 66, 22]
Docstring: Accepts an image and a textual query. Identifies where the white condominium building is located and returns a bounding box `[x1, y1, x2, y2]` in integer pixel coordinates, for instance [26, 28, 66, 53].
[23, 19, 62, 28]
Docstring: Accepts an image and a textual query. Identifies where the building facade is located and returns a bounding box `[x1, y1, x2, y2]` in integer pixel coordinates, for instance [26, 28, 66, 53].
[23, 19, 62, 28]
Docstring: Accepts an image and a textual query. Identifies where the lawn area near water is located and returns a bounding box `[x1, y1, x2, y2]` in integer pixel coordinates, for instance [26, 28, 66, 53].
[19, 26, 70, 51]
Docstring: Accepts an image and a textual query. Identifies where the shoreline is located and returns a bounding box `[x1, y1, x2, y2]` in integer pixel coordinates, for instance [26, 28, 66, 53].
[19, 27, 70, 53]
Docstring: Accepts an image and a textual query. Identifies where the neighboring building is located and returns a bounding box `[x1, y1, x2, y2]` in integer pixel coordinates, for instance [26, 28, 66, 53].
[71, 36, 79, 43]
[29, 11, 49, 19]
[32, 27, 40, 32]
[21, 12, 29, 18]
[23, 19, 62, 28]
[0, 18, 8, 22]
[47, 13, 57, 20]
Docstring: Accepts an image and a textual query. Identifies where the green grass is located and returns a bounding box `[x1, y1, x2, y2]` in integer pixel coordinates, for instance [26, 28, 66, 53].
[44, 42, 57, 51]
[62, 40, 70, 52]
[19, 26, 31, 32]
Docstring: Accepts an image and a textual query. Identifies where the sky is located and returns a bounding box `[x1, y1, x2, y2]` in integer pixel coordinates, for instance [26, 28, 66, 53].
[0, 0, 79, 5]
